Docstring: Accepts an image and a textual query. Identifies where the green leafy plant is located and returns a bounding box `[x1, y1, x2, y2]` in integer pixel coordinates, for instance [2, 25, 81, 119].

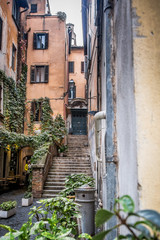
[61, 173, 95, 196]
[57, 11, 67, 22]
[93, 195, 160, 240]
[0, 201, 17, 211]
[58, 144, 68, 153]
[0, 197, 81, 239]
[23, 191, 32, 199]
[0, 64, 27, 133]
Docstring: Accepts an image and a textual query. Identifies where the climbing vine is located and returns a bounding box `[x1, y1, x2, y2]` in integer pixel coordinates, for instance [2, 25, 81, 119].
[0, 64, 27, 133]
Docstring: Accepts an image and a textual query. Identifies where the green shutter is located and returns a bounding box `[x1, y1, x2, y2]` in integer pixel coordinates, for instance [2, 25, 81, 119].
[30, 66, 35, 83]
[33, 33, 37, 49]
[44, 65, 49, 82]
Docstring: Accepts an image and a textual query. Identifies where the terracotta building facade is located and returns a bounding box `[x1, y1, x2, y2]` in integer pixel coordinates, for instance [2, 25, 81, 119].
[23, 0, 68, 134]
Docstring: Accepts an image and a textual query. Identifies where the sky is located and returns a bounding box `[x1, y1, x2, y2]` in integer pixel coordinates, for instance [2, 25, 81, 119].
[49, 0, 83, 46]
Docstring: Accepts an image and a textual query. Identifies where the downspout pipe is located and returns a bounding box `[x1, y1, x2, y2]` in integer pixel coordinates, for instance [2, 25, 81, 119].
[94, 111, 106, 158]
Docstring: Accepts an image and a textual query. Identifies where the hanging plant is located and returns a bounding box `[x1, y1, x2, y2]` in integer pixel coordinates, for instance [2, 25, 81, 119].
[57, 11, 67, 22]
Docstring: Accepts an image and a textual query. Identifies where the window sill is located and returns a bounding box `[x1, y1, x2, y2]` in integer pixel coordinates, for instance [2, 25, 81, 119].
[30, 82, 48, 84]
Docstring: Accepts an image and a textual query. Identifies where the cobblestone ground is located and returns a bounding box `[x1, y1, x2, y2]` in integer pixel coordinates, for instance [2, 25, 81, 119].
[0, 189, 41, 237]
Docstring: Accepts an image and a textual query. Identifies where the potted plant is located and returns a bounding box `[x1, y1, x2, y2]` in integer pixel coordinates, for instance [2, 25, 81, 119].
[22, 191, 33, 207]
[0, 201, 17, 218]
[58, 144, 68, 157]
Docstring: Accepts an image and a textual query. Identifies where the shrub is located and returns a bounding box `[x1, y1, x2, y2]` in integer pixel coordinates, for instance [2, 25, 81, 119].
[23, 191, 32, 199]
[61, 173, 95, 196]
[0, 201, 17, 211]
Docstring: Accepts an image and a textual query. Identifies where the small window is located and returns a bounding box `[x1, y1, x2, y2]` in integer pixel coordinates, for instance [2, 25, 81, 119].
[33, 33, 49, 50]
[0, 84, 3, 113]
[69, 61, 74, 73]
[69, 80, 76, 99]
[81, 61, 84, 73]
[31, 101, 42, 121]
[30, 65, 49, 83]
[31, 4, 37, 13]
[12, 44, 16, 71]
[0, 17, 3, 51]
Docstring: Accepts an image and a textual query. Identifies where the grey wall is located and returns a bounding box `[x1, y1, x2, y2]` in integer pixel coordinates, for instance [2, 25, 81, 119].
[114, 0, 138, 209]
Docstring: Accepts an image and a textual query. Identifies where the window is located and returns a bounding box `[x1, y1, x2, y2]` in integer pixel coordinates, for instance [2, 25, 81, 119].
[0, 84, 2, 113]
[12, 44, 16, 71]
[0, 17, 3, 51]
[31, 101, 42, 121]
[31, 4, 37, 13]
[81, 61, 84, 73]
[69, 61, 74, 73]
[12, 0, 20, 26]
[33, 33, 49, 50]
[69, 80, 76, 99]
[30, 65, 49, 83]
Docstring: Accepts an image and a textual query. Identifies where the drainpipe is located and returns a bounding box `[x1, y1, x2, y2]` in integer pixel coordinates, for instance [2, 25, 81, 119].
[94, 111, 106, 159]
[94, 111, 106, 207]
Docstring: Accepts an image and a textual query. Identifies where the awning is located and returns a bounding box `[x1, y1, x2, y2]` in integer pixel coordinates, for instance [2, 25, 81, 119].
[18, 0, 29, 9]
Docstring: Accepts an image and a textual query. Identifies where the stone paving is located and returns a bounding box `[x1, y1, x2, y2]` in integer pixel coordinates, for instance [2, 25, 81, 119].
[0, 189, 41, 237]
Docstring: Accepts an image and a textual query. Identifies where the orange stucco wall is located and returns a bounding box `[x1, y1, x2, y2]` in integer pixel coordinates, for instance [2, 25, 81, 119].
[0, 0, 18, 80]
[68, 47, 86, 99]
[25, 15, 66, 132]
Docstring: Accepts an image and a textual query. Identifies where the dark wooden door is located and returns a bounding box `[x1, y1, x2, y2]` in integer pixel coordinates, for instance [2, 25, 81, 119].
[72, 110, 87, 135]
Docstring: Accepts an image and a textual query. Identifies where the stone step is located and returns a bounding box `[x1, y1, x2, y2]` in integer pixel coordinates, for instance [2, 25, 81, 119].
[51, 163, 91, 167]
[45, 182, 65, 186]
[53, 157, 90, 160]
[42, 193, 58, 198]
[48, 171, 92, 176]
[50, 166, 91, 170]
[46, 180, 66, 184]
[44, 186, 65, 190]
[64, 154, 90, 157]
[43, 189, 62, 194]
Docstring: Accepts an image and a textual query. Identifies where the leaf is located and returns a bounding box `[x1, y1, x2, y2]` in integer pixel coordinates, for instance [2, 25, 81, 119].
[135, 224, 151, 238]
[41, 232, 53, 239]
[95, 209, 114, 227]
[137, 210, 160, 229]
[92, 229, 112, 240]
[78, 233, 92, 239]
[117, 195, 135, 213]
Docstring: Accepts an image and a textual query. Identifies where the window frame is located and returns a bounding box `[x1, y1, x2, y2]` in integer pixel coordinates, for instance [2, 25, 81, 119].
[33, 33, 49, 50]
[30, 65, 49, 84]
[69, 61, 74, 73]
[31, 101, 42, 122]
[0, 17, 3, 51]
[31, 4, 37, 13]
[12, 44, 16, 71]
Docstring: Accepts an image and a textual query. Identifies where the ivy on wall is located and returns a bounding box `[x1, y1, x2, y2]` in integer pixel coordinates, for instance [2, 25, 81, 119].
[0, 64, 27, 133]
[0, 69, 67, 163]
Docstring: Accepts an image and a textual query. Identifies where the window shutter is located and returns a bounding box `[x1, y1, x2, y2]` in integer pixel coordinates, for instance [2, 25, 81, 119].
[81, 61, 84, 73]
[0, 17, 3, 51]
[31, 101, 34, 115]
[44, 65, 49, 82]
[30, 66, 35, 83]
[33, 33, 37, 49]
[73, 85, 76, 98]
[45, 33, 49, 49]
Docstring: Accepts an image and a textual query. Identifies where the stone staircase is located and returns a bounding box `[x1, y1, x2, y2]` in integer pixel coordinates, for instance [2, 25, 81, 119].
[42, 135, 92, 198]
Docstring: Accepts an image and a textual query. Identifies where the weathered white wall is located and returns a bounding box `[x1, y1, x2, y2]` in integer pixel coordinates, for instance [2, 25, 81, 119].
[114, 0, 139, 208]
